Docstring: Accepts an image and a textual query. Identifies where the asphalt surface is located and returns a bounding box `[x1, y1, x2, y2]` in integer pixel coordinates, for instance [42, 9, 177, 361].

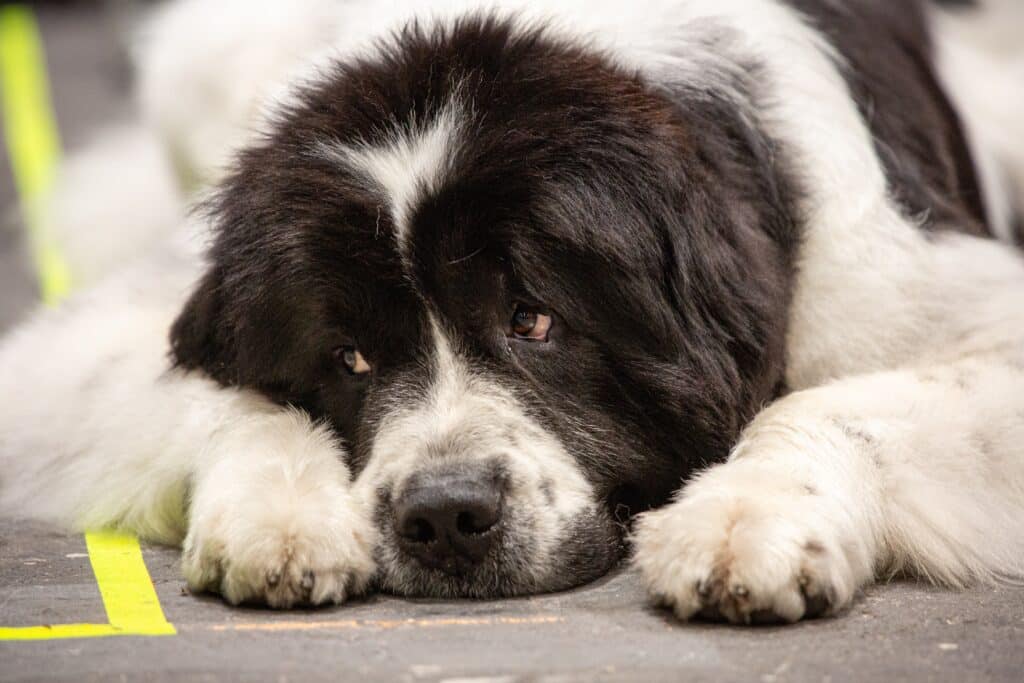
[3, 518, 1024, 683]
[1, 4, 1023, 682]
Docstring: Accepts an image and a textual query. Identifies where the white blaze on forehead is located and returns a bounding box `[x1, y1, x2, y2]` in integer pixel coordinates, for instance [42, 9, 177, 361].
[316, 98, 465, 251]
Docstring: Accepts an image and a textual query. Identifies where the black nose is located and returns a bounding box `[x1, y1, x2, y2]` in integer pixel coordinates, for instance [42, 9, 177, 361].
[394, 464, 504, 575]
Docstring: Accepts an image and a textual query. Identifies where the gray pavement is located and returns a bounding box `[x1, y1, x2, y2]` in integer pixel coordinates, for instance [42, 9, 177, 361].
[2, 518, 1023, 683]
[1, 4, 1023, 682]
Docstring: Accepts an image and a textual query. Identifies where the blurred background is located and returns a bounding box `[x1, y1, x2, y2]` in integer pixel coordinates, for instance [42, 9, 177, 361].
[0, 1, 148, 333]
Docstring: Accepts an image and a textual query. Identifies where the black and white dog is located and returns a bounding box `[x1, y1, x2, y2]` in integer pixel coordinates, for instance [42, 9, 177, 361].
[2, 0, 1023, 624]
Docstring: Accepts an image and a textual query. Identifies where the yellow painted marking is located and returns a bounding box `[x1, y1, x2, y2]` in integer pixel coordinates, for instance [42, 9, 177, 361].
[0, 532, 176, 641]
[0, 623, 134, 641]
[204, 614, 564, 633]
[0, 4, 71, 304]
[84, 531, 176, 636]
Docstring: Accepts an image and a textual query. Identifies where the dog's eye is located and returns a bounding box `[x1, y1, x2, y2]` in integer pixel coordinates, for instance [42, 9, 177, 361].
[510, 305, 552, 342]
[334, 346, 371, 375]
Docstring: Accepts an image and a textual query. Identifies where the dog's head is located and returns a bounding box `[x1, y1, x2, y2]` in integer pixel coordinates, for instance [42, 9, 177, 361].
[170, 15, 795, 597]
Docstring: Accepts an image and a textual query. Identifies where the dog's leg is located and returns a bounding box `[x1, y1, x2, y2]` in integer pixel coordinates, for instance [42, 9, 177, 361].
[181, 406, 377, 607]
[0, 265, 376, 607]
[633, 343, 1024, 624]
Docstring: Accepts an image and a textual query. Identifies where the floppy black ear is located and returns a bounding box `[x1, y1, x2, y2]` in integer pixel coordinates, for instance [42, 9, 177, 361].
[651, 73, 799, 426]
[169, 266, 238, 385]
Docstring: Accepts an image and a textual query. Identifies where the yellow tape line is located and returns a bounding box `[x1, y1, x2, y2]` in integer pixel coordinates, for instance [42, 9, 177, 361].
[0, 532, 176, 640]
[0, 4, 71, 305]
[84, 531, 176, 636]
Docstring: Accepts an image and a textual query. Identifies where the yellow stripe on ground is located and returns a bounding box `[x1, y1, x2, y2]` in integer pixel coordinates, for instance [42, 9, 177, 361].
[84, 531, 176, 636]
[0, 4, 71, 304]
[0, 533, 176, 641]
[0, 623, 129, 641]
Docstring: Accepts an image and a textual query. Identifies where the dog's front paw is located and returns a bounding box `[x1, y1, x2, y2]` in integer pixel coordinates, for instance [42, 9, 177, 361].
[632, 472, 871, 624]
[181, 415, 378, 608]
[182, 483, 376, 607]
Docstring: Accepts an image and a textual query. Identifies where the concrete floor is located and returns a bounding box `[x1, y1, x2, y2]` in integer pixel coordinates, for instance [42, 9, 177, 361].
[2, 4, 1023, 682]
[3, 519, 1023, 683]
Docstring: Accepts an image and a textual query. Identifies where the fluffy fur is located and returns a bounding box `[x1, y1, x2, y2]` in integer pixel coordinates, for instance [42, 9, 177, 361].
[1, 0, 1022, 622]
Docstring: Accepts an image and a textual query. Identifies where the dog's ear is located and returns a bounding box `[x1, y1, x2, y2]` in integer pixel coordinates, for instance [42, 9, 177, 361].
[169, 265, 238, 384]
[649, 71, 797, 426]
[169, 253, 323, 398]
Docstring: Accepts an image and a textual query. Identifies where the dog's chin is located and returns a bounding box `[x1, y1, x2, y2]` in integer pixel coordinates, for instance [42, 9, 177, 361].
[374, 508, 625, 599]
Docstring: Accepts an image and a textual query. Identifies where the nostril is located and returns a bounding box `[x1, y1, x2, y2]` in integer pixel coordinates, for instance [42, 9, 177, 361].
[403, 517, 437, 544]
[456, 509, 496, 535]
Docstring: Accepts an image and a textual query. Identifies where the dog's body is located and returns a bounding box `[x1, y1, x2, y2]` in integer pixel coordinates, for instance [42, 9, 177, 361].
[2, 0, 1024, 623]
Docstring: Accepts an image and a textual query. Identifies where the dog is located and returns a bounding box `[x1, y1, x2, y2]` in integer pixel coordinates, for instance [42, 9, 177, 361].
[2, 0, 1023, 624]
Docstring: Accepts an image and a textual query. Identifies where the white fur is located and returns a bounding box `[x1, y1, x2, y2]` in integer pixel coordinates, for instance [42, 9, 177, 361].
[631, 0, 1024, 622]
[353, 317, 596, 591]
[0, 226, 375, 606]
[183, 409, 376, 607]
[42, 124, 183, 288]
[934, 4, 1024, 242]
[1, 0, 1022, 616]
[316, 96, 467, 252]
[37, 0, 340, 290]
[135, 0, 344, 188]
[634, 334, 1024, 621]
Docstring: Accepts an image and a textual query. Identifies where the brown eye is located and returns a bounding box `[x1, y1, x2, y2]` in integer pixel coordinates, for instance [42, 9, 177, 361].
[334, 346, 371, 375]
[510, 305, 552, 342]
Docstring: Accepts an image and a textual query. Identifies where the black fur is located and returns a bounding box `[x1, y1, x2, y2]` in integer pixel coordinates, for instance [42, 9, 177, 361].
[172, 14, 798, 487]
[169, 4, 991, 596]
